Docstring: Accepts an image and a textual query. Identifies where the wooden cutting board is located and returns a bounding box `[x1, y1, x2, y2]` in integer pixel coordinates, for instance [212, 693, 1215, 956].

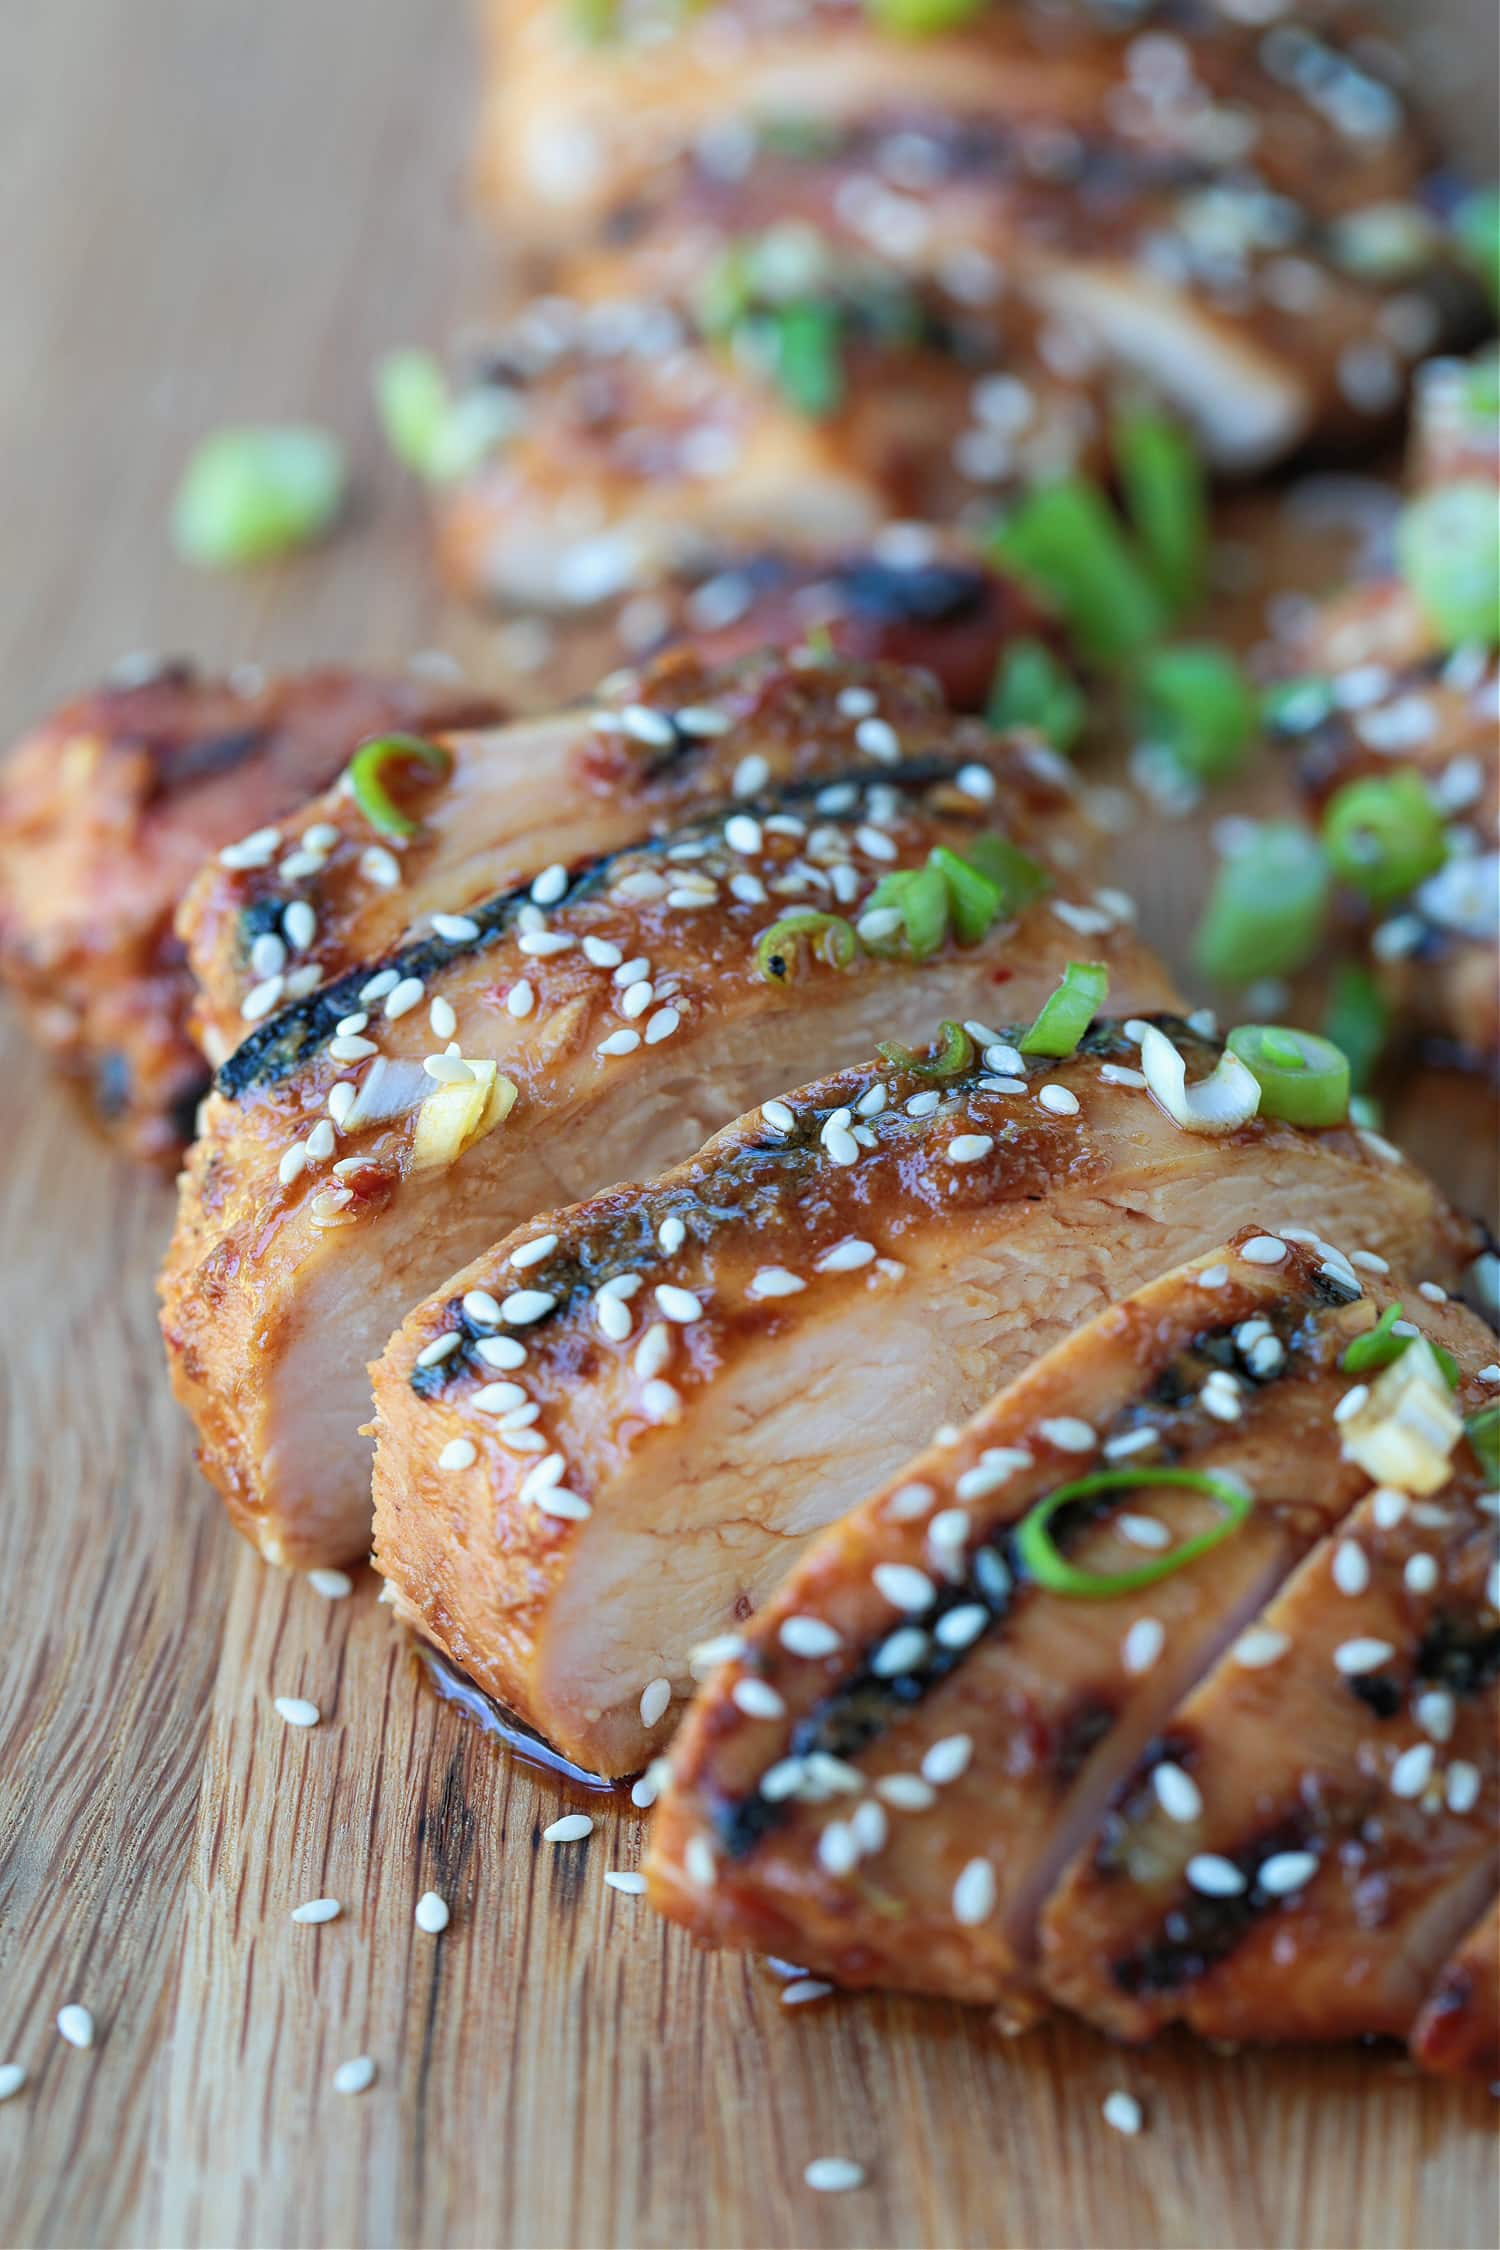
[1, 5, 1495, 2245]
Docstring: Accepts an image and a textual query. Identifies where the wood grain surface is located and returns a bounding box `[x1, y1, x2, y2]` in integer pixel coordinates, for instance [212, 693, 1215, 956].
[0, 5, 1496, 2247]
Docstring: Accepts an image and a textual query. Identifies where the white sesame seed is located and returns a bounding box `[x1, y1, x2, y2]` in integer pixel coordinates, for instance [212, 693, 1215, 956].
[511, 1233, 558, 1270]
[596, 1028, 642, 1057]
[936, 1604, 988, 1651]
[1389, 1742, 1435, 1799]
[1118, 1514, 1170, 1552]
[1258, 1851, 1319, 1897]
[0, 2066, 27, 2101]
[1403, 1553, 1439, 1595]
[416, 1332, 461, 1369]
[326, 1082, 357, 1128]
[438, 1438, 477, 1472]
[1153, 1762, 1203, 1823]
[250, 931, 287, 981]
[1186, 1854, 1245, 1897]
[1196, 1265, 1229, 1290]
[921, 1735, 973, 1787]
[820, 1117, 860, 1167]
[535, 1488, 592, 1521]
[762, 1099, 796, 1136]
[329, 1033, 378, 1062]
[871, 1627, 929, 1677]
[596, 1293, 632, 1342]
[1121, 1617, 1165, 1675]
[855, 716, 901, 763]
[1039, 1416, 1096, 1454]
[429, 908, 476, 940]
[1334, 1637, 1395, 1675]
[220, 825, 282, 869]
[655, 1284, 702, 1324]
[519, 930, 574, 958]
[383, 976, 424, 1021]
[947, 1133, 994, 1164]
[1446, 1762, 1481, 1814]
[685, 1834, 718, 1888]
[781, 1979, 833, 2007]
[905, 1089, 941, 1118]
[360, 846, 401, 888]
[1333, 1384, 1370, 1425]
[422, 1052, 474, 1084]
[1038, 1084, 1080, 1117]
[804, 2158, 865, 2194]
[1234, 1627, 1290, 1669]
[291, 1897, 342, 1924]
[241, 973, 285, 1023]
[279, 1144, 309, 1188]
[952, 1857, 997, 1925]
[732, 1677, 786, 1720]
[307, 1568, 353, 1600]
[633, 1323, 672, 1382]
[415, 1891, 450, 1934]
[1241, 1235, 1288, 1265]
[1102, 2091, 1143, 2137]
[748, 1267, 806, 1299]
[544, 1814, 594, 1844]
[639, 1677, 672, 1728]
[333, 2056, 376, 2096]
[872, 1563, 935, 1614]
[1332, 1541, 1370, 1596]
[473, 1382, 527, 1414]
[274, 1696, 321, 1728]
[1415, 1688, 1455, 1743]
[818, 1822, 859, 1877]
[814, 1239, 876, 1275]
[956, 763, 996, 802]
[283, 899, 317, 952]
[462, 1289, 503, 1326]
[56, 2005, 94, 2050]
[780, 1616, 842, 1658]
[501, 1290, 556, 1325]
[530, 863, 569, 907]
[604, 1870, 647, 1896]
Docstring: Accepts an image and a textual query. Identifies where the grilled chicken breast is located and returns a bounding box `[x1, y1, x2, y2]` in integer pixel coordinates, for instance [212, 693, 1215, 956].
[0, 664, 499, 1165]
[647, 1232, 1496, 2072]
[162, 724, 1170, 1569]
[182, 652, 1084, 1063]
[1266, 351, 1499, 1069]
[1410, 1897, 1500, 2084]
[370, 1031, 1476, 1776]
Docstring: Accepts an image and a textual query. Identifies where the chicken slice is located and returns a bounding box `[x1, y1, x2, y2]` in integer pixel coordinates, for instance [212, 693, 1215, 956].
[182, 652, 1082, 1062]
[0, 663, 499, 1165]
[162, 744, 1170, 1569]
[372, 1047, 1478, 1778]
[1041, 1365, 1498, 2051]
[1409, 1896, 1500, 2085]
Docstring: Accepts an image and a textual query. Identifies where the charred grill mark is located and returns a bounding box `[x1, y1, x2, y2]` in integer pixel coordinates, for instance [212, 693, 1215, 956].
[1109, 1815, 1316, 1999]
[151, 723, 270, 796]
[1416, 1613, 1500, 1698]
[832, 559, 993, 628]
[1052, 1694, 1119, 1788]
[215, 756, 982, 1098]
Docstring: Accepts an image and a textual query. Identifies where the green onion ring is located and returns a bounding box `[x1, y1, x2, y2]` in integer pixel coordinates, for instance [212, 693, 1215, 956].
[1193, 823, 1330, 985]
[987, 480, 1166, 666]
[928, 846, 1003, 944]
[1018, 960, 1108, 1057]
[346, 734, 453, 841]
[1135, 642, 1254, 784]
[1322, 770, 1449, 907]
[877, 1019, 974, 1078]
[754, 911, 858, 982]
[1225, 1024, 1350, 1127]
[987, 638, 1088, 755]
[1342, 1307, 1459, 1388]
[1016, 1467, 1253, 1598]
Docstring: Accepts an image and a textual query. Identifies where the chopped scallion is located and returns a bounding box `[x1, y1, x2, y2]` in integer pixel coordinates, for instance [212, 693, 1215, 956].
[988, 481, 1166, 665]
[1342, 1304, 1458, 1387]
[877, 1020, 974, 1077]
[1136, 642, 1254, 783]
[1324, 964, 1389, 1091]
[1322, 769, 1448, 906]
[755, 912, 858, 981]
[964, 833, 1049, 914]
[1453, 186, 1500, 308]
[1225, 1024, 1350, 1127]
[987, 637, 1088, 754]
[773, 300, 844, 418]
[864, 0, 987, 31]
[1193, 823, 1330, 984]
[346, 734, 453, 841]
[862, 863, 951, 959]
[1465, 1402, 1500, 1483]
[927, 846, 1002, 944]
[1113, 406, 1206, 618]
[171, 425, 347, 568]
[374, 350, 452, 477]
[1018, 960, 1108, 1057]
[1396, 481, 1500, 650]
[1016, 1467, 1252, 1598]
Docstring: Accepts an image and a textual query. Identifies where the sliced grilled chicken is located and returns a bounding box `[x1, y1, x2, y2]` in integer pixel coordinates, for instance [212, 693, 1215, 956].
[1040, 1389, 1498, 2052]
[0, 661, 498, 1166]
[1410, 1897, 1500, 2085]
[646, 1233, 1494, 2039]
[1267, 351, 1499, 1069]
[182, 652, 1083, 1062]
[162, 745, 1170, 1569]
[372, 1040, 1477, 1777]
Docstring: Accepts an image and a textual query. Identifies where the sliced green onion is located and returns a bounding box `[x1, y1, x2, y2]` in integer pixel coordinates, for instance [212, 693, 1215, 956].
[1342, 1306, 1458, 1387]
[1016, 1467, 1252, 1598]
[928, 846, 1003, 944]
[773, 300, 844, 419]
[1465, 1402, 1500, 1483]
[987, 481, 1166, 666]
[755, 912, 857, 981]
[1324, 965, 1389, 1091]
[374, 350, 452, 477]
[346, 734, 453, 841]
[877, 1020, 974, 1077]
[987, 637, 1088, 755]
[569, 0, 618, 39]
[1322, 770, 1448, 907]
[1396, 481, 1500, 649]
[862, 864, 951, 959]
[1193, 823, 1331, 984]
[864, 0, 987, 32]
[964, 833, 1049, 914]
[1018, 960, 1108, 1057]
[1225, 1024, 1350, 1127]
[1113, 406, 1207, 619]
[1453, 186, 1500, 309]
[1135, 642, 1254, 784]
[171, 425, 347, 567]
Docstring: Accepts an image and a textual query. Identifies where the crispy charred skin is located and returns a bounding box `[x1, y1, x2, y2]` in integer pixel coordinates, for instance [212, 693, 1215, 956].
[1272, 355, 1499, 1073]
[371, 1040, 1476, 1778]
[647, 1232, 1494, 2035]
[1041, 1378, 1498, 2052]
[1409, 1898, 1500, 2084]
[182, 652, 1085, 1061]
[0, 663, 500, 1166]
[162, 701, 1173, 1570]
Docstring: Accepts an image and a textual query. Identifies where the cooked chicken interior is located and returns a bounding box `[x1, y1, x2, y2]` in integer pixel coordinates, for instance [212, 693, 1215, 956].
[647, 1231, 1497, 2075]
[370, 1027, 1478, 1776]
[163, 693, 1170, 1569]
[0, 663, 499, 1164]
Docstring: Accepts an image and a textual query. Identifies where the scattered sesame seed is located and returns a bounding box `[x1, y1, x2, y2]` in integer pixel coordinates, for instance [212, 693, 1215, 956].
[333, 2056, 376, 2096]
[639, 1678, 672, 1728]
[501, 1290, 556, 1325]
[535, 1489, 592, 1522]
[956, 763, 995, 802]
[1186, 1854, 1245, 1897]
[1258, 1850, 1319, 1897]
[1195, 1265, 1229, 1290]
[1332, 1541, 1369, 1596]
[0, 2065, 26, 2102]
[1403, 1553, 1439, 1595]
[780, 1616, 842, 1658]
[531, 863, 569, 907]
[684, 1834, 718, 1888]
[732, 1677, 786, 1721]
[804, 2158, 865, 2194]
[544, 1814, 594, 1844]
[872, 1563, 936, 1614]
[936, 1604, 988, 1651]
[437, 1438, 477, 1472]
[1152, 1763, 1202, 1823]
[655, 1284, 702, 1324]
[384, 976, 425, 1020]
[1389, 1743, 1435, 1799]
[274, 1697, 321, 1728]
[1241, 1235, 1288, 1265]
[511, 1233, 558, 1270]
[871, 1627, 928, 1677]
[604, 1870, 647, 1897]
[415, 1891, 450, 1934]
[761, 1099, 796, 1136]
[307, 1568, 353, 1600]
[597, 1028, 642, 1057]
[1038, 1083, 1080, 1117]
[921, 1735, 973, 1787]
[1415, 1688, 1456, 1743]
[1446, 1762, 1480, 1814]
[1039, 1416, 1096, 1454]
[817, 1822, 859, 1877]
[1233, 1627, 1290, 1669]
[947, 1133, 994, 1164]
[1102, 2091, 1143, 2137]
[952, 1857, 997, 1925]
[360, 846, 401, 888]
[56, 2005, 94, 2051]
[782, 1979, 833, 2007]
[291, 1897, 341, 1924]
[749, 1266, 806, 1299]
[1333, 1637, 1395, 1675]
